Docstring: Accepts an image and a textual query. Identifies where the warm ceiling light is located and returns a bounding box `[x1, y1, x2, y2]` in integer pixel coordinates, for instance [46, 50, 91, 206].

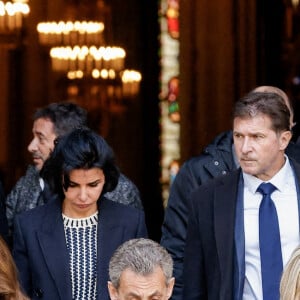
[50, 46, 126, 74]
[0, 0, 29, 32]
[37, 1, 141, 102]
[37, 21, 105, 46]
[292, 0, 299, 8]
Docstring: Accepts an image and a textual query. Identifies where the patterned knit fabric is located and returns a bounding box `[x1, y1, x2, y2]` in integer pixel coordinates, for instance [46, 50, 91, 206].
[63, 212, 98, 300]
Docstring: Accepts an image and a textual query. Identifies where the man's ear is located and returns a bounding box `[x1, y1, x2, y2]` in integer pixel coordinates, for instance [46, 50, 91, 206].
[279, 130, 292, 151]
[167, 277, 175, 299]
[107, 281, 118, 300]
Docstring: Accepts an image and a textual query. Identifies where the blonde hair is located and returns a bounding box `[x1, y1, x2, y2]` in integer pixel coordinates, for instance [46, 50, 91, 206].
[0, 237, 29, 300]
[280, 246, 300, 300]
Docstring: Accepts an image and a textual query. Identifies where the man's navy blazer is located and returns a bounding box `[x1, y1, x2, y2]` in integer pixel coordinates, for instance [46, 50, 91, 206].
[13, 196, 148, 300]
[183, 159, 300, 300]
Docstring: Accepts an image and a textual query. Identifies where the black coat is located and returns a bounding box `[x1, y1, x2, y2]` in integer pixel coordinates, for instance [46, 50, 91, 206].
[161, 130, 300, 300]
[183, 160, 300, 299]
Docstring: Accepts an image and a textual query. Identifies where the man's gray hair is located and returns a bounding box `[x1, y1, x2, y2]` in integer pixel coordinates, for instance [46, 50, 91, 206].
[109, 238, 173, 289]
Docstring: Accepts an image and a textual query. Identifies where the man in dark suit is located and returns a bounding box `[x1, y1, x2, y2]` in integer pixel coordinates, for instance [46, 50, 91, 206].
[161, 86, 300, 300]
[183, 92, 300, 299]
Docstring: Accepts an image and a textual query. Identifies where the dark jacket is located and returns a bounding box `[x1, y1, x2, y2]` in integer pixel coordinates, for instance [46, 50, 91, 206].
[13, 196, 147, 300]
[6, 165, 143, 231]
[183, 160, 300, 299]
[161, 130, 300, 300]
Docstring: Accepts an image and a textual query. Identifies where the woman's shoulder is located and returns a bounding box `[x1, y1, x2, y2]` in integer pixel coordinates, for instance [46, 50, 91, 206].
[16, 198, 60, 224]
[99, 197, 143, 217]
[99, 198, 146, 235]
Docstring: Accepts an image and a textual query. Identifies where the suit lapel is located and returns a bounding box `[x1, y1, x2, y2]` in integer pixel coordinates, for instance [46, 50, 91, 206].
[37, 200, 72, 300]
[214, 170, 240, 298]
[233, 173, 245, 300]
[96, 199, 122, 300]
[289, 159, 300, 234]
[212, 160, 300, 299]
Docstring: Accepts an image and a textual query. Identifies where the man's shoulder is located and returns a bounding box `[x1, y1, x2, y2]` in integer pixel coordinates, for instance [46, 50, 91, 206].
[190, 130, 232, 159]
[7, 165, 41, 201]
[287, 142, 300, 164]
[12, 165, 40, 187]
[116, 173, 138, 190]
[289, 156, 300, 178]
[187, 169, 241, 218]
[191, 167, 241, 196]
[104, 173, 143, 209]
[180, 131, 234, 179]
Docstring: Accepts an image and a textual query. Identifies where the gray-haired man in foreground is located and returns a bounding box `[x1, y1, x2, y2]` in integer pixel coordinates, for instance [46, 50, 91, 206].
[108, 238, 175, 300]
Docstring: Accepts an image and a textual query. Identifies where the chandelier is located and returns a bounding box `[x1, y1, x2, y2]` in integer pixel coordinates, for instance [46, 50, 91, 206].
[36, 21, 105, 46]
[0, 0, 29, 32]
[292, 0, 299, 8]
[36, 1, 141, 102]
[0, 0, 29, 47]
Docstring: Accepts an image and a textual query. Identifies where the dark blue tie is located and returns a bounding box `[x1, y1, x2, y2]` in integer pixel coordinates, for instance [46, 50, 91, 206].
[258, 182, 283, 300]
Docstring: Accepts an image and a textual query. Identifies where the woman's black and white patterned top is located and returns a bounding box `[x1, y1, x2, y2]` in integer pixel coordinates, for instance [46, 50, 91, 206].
[63, 212, 98, 300]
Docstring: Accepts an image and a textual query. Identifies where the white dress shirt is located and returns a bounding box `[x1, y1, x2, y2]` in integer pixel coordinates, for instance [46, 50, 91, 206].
[242, 156, 300, 300]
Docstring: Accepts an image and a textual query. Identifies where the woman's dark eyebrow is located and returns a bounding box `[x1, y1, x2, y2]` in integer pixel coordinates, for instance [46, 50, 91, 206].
[88, 179, 102, 185]
[69, 178, 103, 185]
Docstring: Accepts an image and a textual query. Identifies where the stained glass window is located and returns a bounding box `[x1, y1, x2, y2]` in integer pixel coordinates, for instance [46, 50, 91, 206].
[159, 0, 180, 206]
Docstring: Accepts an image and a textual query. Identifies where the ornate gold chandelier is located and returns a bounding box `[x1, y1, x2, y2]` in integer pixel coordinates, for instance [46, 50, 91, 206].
[0, 0, 29, 33]
[0, 0, 29, 48]
[36, 1, 141, 100]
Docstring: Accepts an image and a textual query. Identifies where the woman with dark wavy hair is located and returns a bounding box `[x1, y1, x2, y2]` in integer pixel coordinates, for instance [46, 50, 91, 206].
[0, 237, 29, 300]
[12, 128, 147, 300]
